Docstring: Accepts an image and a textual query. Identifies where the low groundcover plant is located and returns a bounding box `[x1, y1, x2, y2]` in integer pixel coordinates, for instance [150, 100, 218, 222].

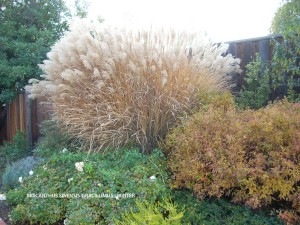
[6, 148, 170, 224]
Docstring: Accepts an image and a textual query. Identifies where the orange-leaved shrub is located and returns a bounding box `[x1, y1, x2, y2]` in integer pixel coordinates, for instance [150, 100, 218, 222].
[26, 20, 241, 152]
[165, 94, 300, 222]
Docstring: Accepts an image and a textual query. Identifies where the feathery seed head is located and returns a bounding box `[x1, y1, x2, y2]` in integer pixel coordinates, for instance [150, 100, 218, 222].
[27, 20, 241, 152]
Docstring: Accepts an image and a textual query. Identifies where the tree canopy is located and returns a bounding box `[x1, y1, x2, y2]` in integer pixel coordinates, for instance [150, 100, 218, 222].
[0, 0, 88, 104]
[270, 0, 300, 101]
[270, 0, 300, 35]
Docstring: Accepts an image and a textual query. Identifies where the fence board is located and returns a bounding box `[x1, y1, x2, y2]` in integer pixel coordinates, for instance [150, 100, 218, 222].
[259, 39, 270, 62]
[226, 34, 283, 92]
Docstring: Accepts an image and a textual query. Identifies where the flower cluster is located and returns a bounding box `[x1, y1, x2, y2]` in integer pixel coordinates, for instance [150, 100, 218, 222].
[75, 162, 84, 172]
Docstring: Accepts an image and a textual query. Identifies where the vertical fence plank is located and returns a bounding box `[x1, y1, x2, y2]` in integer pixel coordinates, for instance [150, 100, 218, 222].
[259, 39, 270, 62]
[252, 41, 260, 60]
[0, 106, 7, 143]
[31, 98, 39, 144]
[25, 91, 32, 149]
[228, 43, 237, 58]
[226, 34, 283, 93]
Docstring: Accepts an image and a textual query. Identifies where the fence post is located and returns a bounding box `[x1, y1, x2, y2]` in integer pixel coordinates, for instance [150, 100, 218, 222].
[25, 91, 32, 149]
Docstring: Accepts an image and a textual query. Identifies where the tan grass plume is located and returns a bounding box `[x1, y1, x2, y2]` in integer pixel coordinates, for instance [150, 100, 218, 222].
[26, 20, 241, 152]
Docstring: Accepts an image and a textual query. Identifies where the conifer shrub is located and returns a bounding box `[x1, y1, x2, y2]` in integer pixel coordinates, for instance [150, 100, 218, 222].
[114, 198, 184, 225]
[26, 20, 241, 152]
[2, 156, 44, 190]
[165, 95, 300, 223]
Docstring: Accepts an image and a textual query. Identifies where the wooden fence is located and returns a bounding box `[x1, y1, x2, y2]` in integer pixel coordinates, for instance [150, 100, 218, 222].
[0, 92, 47, 145]
[226, 34, 283, 92]
[0, 34, 283, 145]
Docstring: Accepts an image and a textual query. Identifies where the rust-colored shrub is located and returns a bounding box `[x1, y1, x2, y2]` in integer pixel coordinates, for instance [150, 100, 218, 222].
[165, 96, 300, 222]
[26, 20, 241, 152]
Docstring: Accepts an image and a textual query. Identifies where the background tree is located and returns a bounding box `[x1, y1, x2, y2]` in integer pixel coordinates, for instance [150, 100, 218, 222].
[237, 0, 300, 109]
[0, 0, 89, 104]
[74, 0, 90, 18]
[270, 0, 300, 101]
[270, 0, 300, 35]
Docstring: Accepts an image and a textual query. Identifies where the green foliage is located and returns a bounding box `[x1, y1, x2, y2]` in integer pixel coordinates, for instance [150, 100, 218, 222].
[270, 0, 300, 102]
[165, 94, 300, 223]
[271, 36, 300, 102]
[114, 198, 184, 225]
[34, 120, 85, 158]
[2, 156, 43, 190]
[236, 54, 271, 109]
[173, 190, 284, 225]
[74, 0, 90, 18]
[0, 131, 30, 172]
[0, 0, 71, 104]
[7, 149, 170, 224]
[239, 0, 300, 107]
[270, 0, 300, 35]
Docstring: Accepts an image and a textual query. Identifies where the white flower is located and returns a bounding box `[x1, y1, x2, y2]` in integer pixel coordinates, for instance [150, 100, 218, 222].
[68, 178, 73, 183]
[64, 218, 69, 225]
[97, 183, 103, 187]
[29, 170, 34, 176]
[0, 194, 6, 201]
[62, 148, 68, 153]
[43, 165, 47, 170]
[19, 177, 23, 183]
[75, 162, 84, 172]
[149, 175, 157, 181]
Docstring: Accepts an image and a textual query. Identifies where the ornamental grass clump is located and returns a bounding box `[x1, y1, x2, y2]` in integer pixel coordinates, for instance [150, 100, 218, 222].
[26, 20, 241, 152]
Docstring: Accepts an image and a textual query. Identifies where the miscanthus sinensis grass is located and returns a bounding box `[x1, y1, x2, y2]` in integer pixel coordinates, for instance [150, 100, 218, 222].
[27, 20, 241, 152]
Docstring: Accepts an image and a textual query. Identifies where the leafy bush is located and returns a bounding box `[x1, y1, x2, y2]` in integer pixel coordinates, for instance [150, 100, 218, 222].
[2, 156, 44, 190]
[165, 94, 300, 223]
[26, 20, 241, 152]
[0, 131, 30, 172]
[6, 149, 170, 224]
[236, 53, 271, 109]
[34, 120, 85, 157]
[270, 0, 300, 102]
[173, 190, 284, 225]
[114, 198, 184, 225]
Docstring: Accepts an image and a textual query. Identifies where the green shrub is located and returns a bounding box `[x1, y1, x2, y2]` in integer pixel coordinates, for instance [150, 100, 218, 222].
[173, 190, 284, 225]
[34, 120, 85, 158]
[0, 131, 30, 172]
[270, 0, 300, 102]
[114, 198, 184, 225]
[26, 21, 241, 153]
[7, 148, 170, 224]
[165, 95, 300, 223]
[236, 53, 271, 109]
[2, 156, 44, 190]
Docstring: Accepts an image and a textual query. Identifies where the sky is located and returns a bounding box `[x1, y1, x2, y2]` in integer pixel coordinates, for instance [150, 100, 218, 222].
[73, 0, 283, 42]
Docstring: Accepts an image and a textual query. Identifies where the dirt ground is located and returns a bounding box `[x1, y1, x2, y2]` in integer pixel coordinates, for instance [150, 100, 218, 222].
[0, 201, 11, 225]
[0, 176, 11, 225]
